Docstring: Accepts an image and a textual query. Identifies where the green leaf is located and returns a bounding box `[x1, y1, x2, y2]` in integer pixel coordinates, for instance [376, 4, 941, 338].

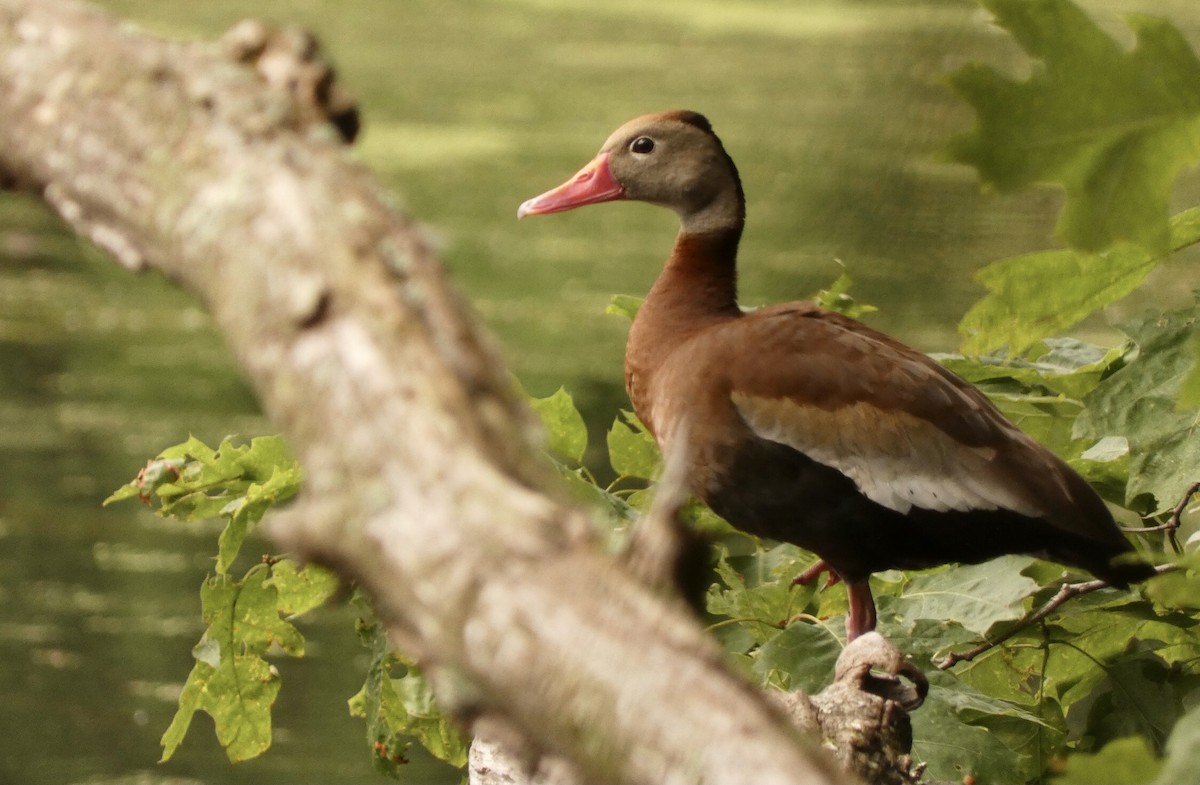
[550, 461, 638, 521]
[935, 339, 1131, 465]
[214, 566, 306, 657]
[528, 386, 588, 463]
[164, 662, 278, 768]
[161, 433, 219, 462]
[892, 557, 1038, 635]
[960, 246, 1151, 356]
[1007, 591, 1200, 741]
[351, 604, 467, 772]
[202, 655, 280, 762]
[1071, 655, 1183, 750]
[680, 498, 739, 537]
[948, 0, 1200, 253]
[950, 626, 1050, 706]
[104, 457, 187, 505]
[607, 411, 661, 480]
[109, 435, 312, 765]
[160, 566, 312, 763]
[912, 683, 1032, 785]
[159, 659, 206, 762]
[107, 436, 302, 548]
[959, 209, 1200, 356]
[896, 617, 980, 664]
[752, 621, 842, 694]
[1055, 735, 1162, 785]
[813, 269, 877, 320]
[1155, 704, 1200, 785]
[265, 560, 340, 617]
[1074, 301, 1200, 514]
[1071, 436, 1132, 505]
[1178, 334, 1200, 410]
[349, 610, 410, 777]
[235, 435, 296, 481]
[215, 515, 249, 576]
[970, 705, 1066, 784]
[936, 340, 1123, 401]
[1050, 600, 1200, 704]
[162, 640, 281, 764]
[387, 670, 469, 767]
[924, 670, 1065, 784]
[706, 544, 816, 650]
[221, 461, 303, 569]
[605, 293, 643, 321]
[1145, 558, 1200, 612]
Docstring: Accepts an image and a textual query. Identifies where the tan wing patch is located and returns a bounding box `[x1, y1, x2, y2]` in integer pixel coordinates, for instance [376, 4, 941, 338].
[732, 392, 1045, 517]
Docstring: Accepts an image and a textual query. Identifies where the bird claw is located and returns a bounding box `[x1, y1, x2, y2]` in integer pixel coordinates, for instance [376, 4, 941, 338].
[793, 562, 876, 640]
[835, 632, 928, 711]
[792, 559, 842, 590]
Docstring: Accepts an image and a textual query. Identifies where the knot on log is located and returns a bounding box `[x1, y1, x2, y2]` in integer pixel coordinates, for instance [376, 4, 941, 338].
[221, 19, 360, 143]
[773, 632, 928, 785]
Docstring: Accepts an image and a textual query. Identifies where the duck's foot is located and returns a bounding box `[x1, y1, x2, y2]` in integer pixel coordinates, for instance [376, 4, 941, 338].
[792, 559, 842, 589]
[845, 580, 878, 642]
[835, 631, 928, 712]
[793, 562, 878, 641]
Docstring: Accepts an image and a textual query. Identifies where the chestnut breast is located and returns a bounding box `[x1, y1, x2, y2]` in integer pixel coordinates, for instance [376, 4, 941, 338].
[627, 319, 751, 498]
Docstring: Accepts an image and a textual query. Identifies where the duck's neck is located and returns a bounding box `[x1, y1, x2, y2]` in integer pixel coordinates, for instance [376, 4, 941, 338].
[625, 225, 743, 432]
[647, 227, 743, 322]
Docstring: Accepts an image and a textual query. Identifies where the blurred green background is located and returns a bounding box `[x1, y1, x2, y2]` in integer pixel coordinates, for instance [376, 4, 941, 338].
[2, 1, 1198, 783]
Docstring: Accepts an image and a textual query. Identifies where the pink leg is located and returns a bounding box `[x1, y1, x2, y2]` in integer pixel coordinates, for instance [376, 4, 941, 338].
[792, 559, 842, 589]
[845, 580, 877, 641]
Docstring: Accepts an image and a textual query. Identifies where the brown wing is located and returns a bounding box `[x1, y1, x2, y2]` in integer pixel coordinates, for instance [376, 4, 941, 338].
[722, 303, 1116, 541]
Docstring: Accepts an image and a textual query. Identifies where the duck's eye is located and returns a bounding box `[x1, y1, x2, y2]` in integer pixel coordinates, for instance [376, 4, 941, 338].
[630, 136, 655, 155]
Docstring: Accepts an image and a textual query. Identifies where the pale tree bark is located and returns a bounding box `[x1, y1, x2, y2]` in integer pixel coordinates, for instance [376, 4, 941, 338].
[0, 2, 924, 782]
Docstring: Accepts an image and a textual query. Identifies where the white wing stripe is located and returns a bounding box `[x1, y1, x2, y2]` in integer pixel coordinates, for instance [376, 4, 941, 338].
[732, 393, 1043, 518]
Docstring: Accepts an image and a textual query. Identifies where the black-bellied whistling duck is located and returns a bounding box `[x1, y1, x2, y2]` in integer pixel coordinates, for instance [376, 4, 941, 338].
[518, 110, 1155, 640]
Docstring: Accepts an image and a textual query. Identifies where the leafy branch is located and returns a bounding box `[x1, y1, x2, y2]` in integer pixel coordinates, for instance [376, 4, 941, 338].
[935, 564, 1178, 671]
[106, 434, 478, 774]
[1122, 481, 1198, 555]
[923, 3, 1200, 778]
[947, 0, 1200, 255]
[107, 436, 342, 762]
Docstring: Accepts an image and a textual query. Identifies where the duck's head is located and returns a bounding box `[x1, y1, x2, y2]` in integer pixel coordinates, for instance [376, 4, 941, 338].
[518, 110, 744, 235]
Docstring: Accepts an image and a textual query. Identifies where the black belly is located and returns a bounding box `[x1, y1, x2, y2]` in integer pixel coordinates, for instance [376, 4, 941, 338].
[701, 437, 1133, 584]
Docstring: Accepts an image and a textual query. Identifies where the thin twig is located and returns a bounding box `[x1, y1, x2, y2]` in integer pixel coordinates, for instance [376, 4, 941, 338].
[1167, 480, 1197, 553]
[1121, 481, 1199, 554]
[936, 563, 1178, 670]
[1122, 524, 1177, 533]
[941, 479, 1199, 669]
